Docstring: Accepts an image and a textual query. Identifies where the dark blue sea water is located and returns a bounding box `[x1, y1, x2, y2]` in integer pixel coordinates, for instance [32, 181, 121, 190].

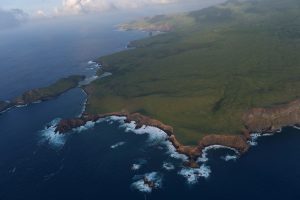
[0, 11, 300, 200]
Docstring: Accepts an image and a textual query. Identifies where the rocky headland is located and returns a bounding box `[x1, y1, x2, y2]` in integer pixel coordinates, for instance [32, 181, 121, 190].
[53, 98, 300, 167]
[0, 75, 85, 113]
[54, 111, 250, 167]
[243, 99, 300, 133]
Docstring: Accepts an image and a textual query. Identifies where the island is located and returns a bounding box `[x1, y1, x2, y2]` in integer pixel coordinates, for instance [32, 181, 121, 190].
[15, 0, 300, 164]
[0, 75, 85, 113]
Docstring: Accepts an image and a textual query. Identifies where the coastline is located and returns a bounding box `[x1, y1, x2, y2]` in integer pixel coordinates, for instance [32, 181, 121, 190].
[54, 102, 300, 168]
[0, 75, 85, 114]
[54, 109, 250, 167]
[5, 19, 300, 169]
[54, 76, 300, 167]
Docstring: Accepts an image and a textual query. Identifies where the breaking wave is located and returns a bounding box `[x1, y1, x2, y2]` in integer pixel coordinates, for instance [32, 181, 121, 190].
[73, 119, 106, 133]
[74, 121, 97, 132]
[15, 104, 28, 108]
[110, 141, 126, 149]
[99, 72, 112, 78]
[117, 119, 188, 161]
[79, 75, 99, 86]
[86, 61, 101, 70]
[221, 154, 238, 161]
[293, 125, 300, 130]
[197, 145, 239, 163]
[178, 164, 211, 184]
[39, 118, 66, 148]
[131, 159, 147, 171]
[87, 60, 96, 65]
[162, 162, 175, 171]
[248, 133, 274, 146]
[131, 172, 162, 193]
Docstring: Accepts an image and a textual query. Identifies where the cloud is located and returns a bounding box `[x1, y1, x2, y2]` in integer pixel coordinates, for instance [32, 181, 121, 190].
[55, 0, 184, 15]
[0, 8, 28, 30]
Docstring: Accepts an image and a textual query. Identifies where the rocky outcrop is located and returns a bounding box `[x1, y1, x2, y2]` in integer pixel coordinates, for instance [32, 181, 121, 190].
[243, 99, 300, 133]
[55, 112, 249, 166]
[54, 98, 300, 167]
[125, 113, 174, 136]
[55, 112, 126, 133]
[55, 112, 173, 135]
[12, 89, 52, 105]
[198, 134, 249, 154]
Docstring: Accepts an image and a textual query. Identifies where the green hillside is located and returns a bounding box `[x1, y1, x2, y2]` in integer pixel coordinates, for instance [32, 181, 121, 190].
[85, 0, 300, 145]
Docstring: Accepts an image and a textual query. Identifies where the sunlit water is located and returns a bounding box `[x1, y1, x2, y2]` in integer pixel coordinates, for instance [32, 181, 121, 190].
[0, 11, 300, 200]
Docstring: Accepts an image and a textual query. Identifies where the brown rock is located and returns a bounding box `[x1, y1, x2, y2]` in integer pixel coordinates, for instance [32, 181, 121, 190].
[243, 99, 300, 133]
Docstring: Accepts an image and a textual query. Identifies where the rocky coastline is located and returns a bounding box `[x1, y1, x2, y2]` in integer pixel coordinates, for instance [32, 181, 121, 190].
[54, 111, 250, 167]
[53, 98, 300, 167]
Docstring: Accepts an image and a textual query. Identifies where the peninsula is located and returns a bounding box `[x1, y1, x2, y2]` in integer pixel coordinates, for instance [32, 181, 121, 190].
[0, 75, 85, 113]
[25, 0, 300, 161]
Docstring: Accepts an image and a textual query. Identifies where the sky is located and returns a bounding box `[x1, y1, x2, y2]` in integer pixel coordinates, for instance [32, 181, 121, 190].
[0, 0, 226, 30]
[0, 0, 218, 16]
[0, 0, 60, 12]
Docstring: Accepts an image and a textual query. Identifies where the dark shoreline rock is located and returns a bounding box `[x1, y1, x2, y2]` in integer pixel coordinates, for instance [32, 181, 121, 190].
[54, 112, 250, 166]
[55, 98, 300, 166]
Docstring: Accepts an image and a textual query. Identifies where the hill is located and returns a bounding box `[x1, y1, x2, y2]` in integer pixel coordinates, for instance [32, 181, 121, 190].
[84, 0, 300, 145]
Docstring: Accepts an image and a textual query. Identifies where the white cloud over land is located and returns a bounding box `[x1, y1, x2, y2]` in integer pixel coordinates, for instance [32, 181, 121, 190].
[55, 0, 185, 15]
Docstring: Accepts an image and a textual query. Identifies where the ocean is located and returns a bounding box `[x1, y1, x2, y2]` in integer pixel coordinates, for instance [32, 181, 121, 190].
[0, 10, 300, 200]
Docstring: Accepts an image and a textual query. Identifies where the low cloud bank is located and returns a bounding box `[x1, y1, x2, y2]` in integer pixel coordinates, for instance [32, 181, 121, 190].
[55, 0, 197, 15]
[0, 8, 28, 30]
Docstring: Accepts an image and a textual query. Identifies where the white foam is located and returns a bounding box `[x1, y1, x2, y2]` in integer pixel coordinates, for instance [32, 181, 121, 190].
[221, 154, 238, 161]
[74, 121, 97, 132]
[131, 172, 162, 193]
[131, 164, 142, 171]
[15, 104, 27, 108]
[79, 75, 99, 86]
[0, 106, 12, 114]
[164, 140, 189, 161]
[110, 141, 126, 149]
[162, 162, 175, 171]
[120, 121, 168, 143]
[40, 118, 66, 148]
[178, 164, 211, 184]
[118, 120, 188, 161]
[293, 125, 300, 130]
[52, 115, 187, 162]
[99, 72, 112, 78]
[107, 116, 127, 122]
[88, 60, 96, 65]
[197, 145, 239, 163]
[131, 159, 147, 171]
[78, 98, 88, 117]
[248, 133, 274, 146]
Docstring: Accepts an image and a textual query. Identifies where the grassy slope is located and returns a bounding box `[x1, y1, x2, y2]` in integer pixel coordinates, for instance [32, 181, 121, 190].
[34, 75, 85, 97]
[86, 0, 300, 145]
[12, 75, 85, 103]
